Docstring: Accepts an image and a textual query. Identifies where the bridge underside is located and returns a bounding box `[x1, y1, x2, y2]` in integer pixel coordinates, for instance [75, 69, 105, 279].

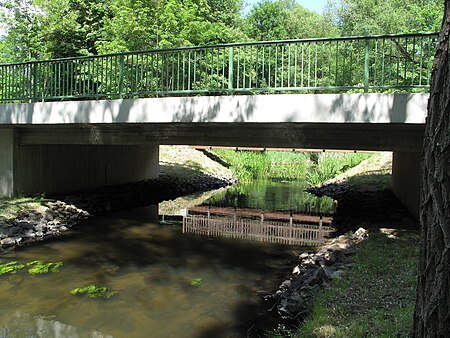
[12, 122, 423, 151]
[0, 122, 422, 218]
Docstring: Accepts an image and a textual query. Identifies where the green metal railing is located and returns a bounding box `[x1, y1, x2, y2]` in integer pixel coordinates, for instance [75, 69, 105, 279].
[0, 32, 438, 103]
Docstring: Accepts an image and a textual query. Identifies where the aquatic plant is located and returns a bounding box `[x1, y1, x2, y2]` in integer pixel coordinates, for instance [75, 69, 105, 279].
[0, 261, 25, 275]
[26, 260, 63, 275]
[70, 284, 118, 299]
[190, 278, 203, 286]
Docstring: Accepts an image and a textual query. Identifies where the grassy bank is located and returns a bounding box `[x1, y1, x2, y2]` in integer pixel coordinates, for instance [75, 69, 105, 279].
[0, 196, 46, 223]
[210, 150, 372, 184]
[293, 230, 419, 338]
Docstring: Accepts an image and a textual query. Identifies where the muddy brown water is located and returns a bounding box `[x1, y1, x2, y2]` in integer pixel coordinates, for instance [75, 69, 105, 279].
[0, 182, 333, 337]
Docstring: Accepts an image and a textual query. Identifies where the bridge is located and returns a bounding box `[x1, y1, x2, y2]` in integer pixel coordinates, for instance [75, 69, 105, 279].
[0, 32, 439, 218]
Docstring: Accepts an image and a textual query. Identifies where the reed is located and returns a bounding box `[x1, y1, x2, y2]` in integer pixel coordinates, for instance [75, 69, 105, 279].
[210, 150, 371, 185]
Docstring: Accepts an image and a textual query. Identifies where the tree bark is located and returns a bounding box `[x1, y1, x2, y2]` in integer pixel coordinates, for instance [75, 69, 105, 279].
[412, 1, 450, 336]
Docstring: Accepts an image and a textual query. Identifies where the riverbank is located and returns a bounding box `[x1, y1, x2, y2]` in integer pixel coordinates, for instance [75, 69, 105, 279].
[266, 152, 420, 337]
[0, 147, 420, 337]
[0, 146, 236, 252]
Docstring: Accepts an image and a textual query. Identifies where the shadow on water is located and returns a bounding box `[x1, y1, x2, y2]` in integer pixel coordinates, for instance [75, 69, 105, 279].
[2, 206, 303, 337]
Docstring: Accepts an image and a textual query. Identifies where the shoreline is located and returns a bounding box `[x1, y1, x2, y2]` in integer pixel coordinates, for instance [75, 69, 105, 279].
[0, 172, 236, 253]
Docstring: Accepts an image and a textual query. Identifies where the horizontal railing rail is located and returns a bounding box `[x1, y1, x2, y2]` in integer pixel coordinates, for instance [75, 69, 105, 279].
[0, 32, 438, 103]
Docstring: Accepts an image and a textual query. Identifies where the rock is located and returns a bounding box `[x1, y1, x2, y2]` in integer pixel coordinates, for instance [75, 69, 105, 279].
[279, 279, 291, 289]
[299, 252, 310, 259]
[1, 238, 16, 246]
[44, 210, 54, 221]
[353, 227, 369, 240]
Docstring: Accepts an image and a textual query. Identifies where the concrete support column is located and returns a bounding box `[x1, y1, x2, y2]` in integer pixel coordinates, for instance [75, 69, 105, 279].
[7, 144, 159, 196]
[0, 128, 16, 197]
[392, 151, 422, 219]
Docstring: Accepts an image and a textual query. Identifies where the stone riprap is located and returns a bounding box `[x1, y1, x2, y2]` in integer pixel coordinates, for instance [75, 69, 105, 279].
[0, 173, 236, 252]
[269, 228, 369, 320]
[0, 201, 90, 251]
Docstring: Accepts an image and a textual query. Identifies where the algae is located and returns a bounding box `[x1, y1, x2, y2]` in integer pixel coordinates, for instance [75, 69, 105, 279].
[70, 284, 118, 299]
[0, 261, 25, 275]
[190, 278, 203, 286]
[26, 261, 63, 275]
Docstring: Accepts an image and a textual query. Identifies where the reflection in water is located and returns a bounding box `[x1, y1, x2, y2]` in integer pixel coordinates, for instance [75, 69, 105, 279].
[0, 181, 336, 337]
[1, 312, 112, 338]
[0, 207, 305, 337]
[183, 213, 335, 246]
[202, 181, 336, 215]
[179, 181, 336, 246]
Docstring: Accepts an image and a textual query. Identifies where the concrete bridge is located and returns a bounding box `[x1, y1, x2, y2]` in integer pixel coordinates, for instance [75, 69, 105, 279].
[0, 33, 438, 218]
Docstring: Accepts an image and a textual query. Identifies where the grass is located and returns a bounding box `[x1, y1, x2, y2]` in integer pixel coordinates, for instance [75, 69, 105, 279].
[0, 195, 46, 222]
[210, 150, 372, 184]
[306, 152, 373, 186]
[294, 230, 419, 338]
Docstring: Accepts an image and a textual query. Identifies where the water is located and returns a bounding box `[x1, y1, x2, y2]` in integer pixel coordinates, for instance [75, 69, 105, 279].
[0, 182, 333, 337]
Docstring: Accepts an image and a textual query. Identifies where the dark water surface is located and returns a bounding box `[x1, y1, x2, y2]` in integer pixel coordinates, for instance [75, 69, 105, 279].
[0, 182, 332, 337]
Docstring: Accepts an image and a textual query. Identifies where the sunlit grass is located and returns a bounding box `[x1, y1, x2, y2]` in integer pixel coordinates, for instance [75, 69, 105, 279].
[0, 195, 46, 222]
[295, 231, 419, 337]
[210, 150, 371, 184]
[306, 152, 372, 186]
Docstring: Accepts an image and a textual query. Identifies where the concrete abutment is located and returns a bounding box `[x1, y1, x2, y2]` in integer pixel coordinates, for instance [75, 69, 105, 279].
[0, 128, 159, 196]
[392, 151, 421, 219]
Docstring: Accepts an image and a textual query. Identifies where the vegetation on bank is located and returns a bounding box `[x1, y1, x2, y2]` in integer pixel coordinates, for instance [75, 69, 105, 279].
[293, 231, 419, 338]
[210, 150, 372, 185]
[0, 195, 46, 223]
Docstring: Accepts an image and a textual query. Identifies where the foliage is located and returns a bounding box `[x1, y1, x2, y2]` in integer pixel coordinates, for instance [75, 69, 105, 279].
[296, 231, 420, 337]
[0, 261, 25, 275]
[70, 284, 118, 298]
[244, 0, 289, 40]
[325, 0, 443, 35]
[26, 260, 63, 275]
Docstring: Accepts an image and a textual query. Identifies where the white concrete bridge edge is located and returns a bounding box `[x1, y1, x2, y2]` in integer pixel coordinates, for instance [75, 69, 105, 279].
[0, 93, 428, 124]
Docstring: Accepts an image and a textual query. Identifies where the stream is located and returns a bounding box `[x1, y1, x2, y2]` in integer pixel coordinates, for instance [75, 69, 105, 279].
[0, 181, 334, 337]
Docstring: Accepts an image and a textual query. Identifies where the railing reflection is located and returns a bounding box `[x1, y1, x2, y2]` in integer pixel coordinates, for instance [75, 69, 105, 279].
[182, 207, 335, 246]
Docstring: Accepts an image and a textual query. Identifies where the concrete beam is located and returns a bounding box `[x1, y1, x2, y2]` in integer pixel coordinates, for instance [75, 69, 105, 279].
[0, 93, 428, 124]
[16, 122, 425, 152]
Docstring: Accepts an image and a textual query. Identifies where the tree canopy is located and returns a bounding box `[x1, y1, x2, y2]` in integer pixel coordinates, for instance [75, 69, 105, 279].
[0, 0, 444, 63]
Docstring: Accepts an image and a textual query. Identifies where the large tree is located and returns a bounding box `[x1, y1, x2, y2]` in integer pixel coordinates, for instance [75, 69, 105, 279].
[325, 0, 443, 35]
[412, 1, 450, 336]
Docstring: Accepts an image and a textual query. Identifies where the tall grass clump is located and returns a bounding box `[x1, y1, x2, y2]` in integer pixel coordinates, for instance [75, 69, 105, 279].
[211, 149, 372, 184]
[211, 150, 310, 182]
[306, 152, 372, 186]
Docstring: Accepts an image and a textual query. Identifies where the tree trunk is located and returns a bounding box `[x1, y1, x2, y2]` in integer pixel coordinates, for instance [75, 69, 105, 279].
[412, 1, 450, 336]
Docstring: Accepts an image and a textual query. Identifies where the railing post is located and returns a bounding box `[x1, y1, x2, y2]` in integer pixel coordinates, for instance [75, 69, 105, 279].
[119, 55, 124, 99]
[32, 62, 38, 102]
[228, 47, 234, 95]
[364, 38, 370, 93]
